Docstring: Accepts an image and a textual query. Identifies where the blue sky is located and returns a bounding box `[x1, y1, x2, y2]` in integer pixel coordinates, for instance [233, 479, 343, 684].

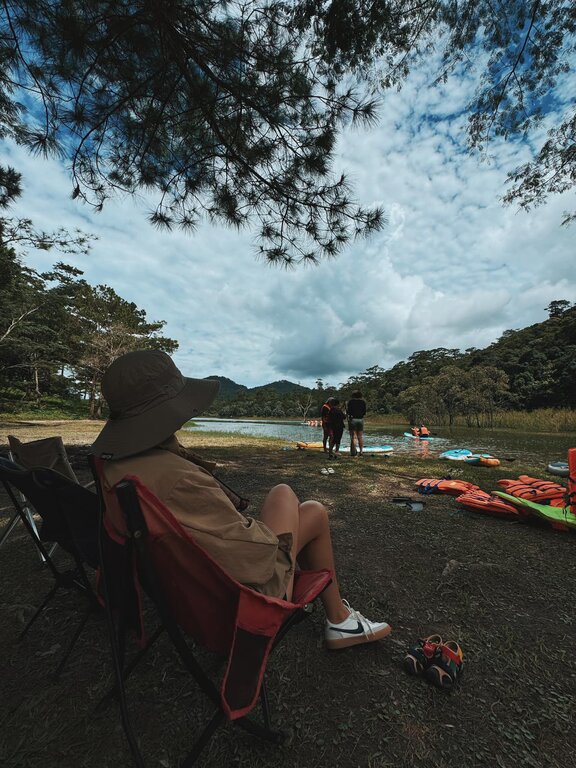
[5, 48, 575, 389]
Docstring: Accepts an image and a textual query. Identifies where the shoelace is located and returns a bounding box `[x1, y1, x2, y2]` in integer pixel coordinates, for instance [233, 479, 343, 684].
[341, 600, 375, 638]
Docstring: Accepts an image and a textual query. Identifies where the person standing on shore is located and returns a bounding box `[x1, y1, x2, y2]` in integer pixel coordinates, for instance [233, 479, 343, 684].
[320, 397, 335, 453]
[347, 390, 367, 456]
[327, 399, 346, 458]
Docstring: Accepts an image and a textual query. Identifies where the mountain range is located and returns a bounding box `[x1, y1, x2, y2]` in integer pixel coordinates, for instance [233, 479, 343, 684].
[205, 375, 310, 400]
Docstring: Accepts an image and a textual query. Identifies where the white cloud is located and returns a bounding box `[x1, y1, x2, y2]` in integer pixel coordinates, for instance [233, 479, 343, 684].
[4, 48, 575, 389]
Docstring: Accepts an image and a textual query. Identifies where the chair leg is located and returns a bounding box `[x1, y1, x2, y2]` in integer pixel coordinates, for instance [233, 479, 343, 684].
[52, 603, 93, 678]
[94, 624, 165, 713]
[181, 710, 226, 768]
[260, 679, 272, 730]
[0, 511, 21, 548]
[20, 501, 48, 564]
[18, 582, 60, 640]
[234, 713, 285, 744]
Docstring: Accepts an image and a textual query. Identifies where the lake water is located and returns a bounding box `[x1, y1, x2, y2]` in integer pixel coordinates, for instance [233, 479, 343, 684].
[183, 419, 575, 464]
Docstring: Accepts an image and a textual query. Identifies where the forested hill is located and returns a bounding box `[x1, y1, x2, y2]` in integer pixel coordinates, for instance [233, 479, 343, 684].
[204, 377, 310, 401]
[205, 376, 248, 399]
[205, 302, 576, 422]
[470, 306, 576, 409]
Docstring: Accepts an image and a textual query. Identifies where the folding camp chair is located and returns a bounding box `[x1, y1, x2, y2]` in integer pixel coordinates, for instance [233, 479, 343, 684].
[93, 465, 332, 767]
[1, 435, 90, 558]
[0, 456, 100, 676]
[8, 434, 82, 482]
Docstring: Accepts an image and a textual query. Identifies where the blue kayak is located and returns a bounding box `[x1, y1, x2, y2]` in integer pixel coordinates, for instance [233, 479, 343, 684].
[439, 449, 472, 461]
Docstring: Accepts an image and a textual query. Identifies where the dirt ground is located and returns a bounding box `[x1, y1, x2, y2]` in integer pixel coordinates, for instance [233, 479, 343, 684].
[1, 423, 575, 768]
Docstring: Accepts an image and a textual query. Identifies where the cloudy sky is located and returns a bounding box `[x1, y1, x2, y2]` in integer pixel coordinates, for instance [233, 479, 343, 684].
[5, 48, 575, 389]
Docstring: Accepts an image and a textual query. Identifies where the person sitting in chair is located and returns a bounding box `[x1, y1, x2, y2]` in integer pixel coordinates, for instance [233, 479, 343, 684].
[92, 350, 392, 650]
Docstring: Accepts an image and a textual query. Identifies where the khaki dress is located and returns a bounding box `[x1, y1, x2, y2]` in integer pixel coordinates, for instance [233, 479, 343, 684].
[102, 440, 293, 597]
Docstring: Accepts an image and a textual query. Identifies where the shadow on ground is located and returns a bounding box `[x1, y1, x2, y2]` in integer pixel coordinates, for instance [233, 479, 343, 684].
[1, 440, 575, 768]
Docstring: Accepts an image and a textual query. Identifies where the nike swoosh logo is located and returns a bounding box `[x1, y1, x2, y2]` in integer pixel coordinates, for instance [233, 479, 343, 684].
[331, 621, 364, 635]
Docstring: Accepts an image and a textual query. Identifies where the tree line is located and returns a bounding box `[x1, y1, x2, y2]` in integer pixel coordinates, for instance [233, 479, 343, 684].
[2, 167, 573, 424]
[209, 301, 576, 425]
[0, 172, 177, 417]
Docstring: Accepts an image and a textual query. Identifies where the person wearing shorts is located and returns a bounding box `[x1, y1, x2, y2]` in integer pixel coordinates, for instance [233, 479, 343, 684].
[346, 390, 367, 456]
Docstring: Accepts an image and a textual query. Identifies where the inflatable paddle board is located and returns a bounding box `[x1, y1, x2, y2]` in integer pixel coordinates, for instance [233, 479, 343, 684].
[439, 449, 472, 461]
[547, 461, 569, 477]
[295, 441, 393, 453]
[494, 491, 576, 531]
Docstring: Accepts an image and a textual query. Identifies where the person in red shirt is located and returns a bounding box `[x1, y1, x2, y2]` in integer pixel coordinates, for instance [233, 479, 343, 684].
[320, 397, 335, 452]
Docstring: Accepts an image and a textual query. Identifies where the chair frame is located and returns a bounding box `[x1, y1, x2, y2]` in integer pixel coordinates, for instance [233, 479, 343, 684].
[93, 467, 331, 768]
[0, 457, 100, 676]
[2, 435, 94, 559]
[0, 451, 47, 560]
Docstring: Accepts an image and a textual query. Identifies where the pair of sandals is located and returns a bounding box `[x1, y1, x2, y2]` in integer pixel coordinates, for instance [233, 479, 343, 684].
[404, 634, 464, 690]
[320, 467, 335, 475]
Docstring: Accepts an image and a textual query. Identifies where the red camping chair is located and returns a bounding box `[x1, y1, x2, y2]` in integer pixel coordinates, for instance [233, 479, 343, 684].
[93, 464, 332, 767]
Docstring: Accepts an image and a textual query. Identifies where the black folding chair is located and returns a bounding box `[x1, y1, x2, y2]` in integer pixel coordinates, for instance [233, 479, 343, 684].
[1, 435, 91, 558]
[92, 462, 332, 768]
[0, 456, 100, 676]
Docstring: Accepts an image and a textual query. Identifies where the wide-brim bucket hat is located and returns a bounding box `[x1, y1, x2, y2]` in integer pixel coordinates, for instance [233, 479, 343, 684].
[92, 350, 220, 460]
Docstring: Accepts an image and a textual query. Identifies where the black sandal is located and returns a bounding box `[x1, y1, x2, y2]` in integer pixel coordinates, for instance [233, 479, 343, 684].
[404, 634, 443, 675]
[425, 640, 464, 690]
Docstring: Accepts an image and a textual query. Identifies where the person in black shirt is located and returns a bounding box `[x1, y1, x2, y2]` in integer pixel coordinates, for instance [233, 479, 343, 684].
[327, 399, 346, 458]
[347, 390, 367, 456]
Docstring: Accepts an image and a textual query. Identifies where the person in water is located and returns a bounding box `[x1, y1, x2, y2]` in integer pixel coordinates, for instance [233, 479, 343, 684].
[346, 390, 367, 456]
[418, 424, 430, 437]
[92, 350, 392, 650]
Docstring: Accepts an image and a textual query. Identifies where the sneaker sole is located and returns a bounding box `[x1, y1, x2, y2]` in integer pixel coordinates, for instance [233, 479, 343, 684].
[326, 623, 392, 650]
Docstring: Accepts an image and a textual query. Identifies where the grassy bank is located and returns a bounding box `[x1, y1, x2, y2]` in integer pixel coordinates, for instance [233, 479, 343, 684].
[1, 435, 575, 768]
[366, 408, 576, 433]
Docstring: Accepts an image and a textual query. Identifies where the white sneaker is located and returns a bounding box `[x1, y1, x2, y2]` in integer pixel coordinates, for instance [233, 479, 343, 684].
[325, 600, 392, 649]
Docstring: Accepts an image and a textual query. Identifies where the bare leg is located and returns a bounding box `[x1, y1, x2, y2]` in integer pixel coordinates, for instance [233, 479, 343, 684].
[260, 484, 349, 623]
[357, 431, 364, 454]
[328, 433, 335, 456]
